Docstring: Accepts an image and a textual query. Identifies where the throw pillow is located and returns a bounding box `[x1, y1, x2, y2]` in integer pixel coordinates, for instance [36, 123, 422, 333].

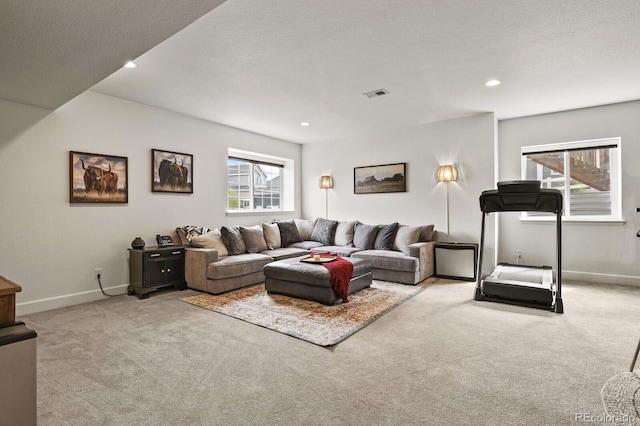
[240, 225, 268, 253]
[176, 225, 211, 246]
[393, 225, 422, 254]
[277, 220, 303, 247]
[310, 218, 338, 246]
[262, 222, 281, 250]
[190, 229, 229, 256]
[295, 218, 318, 241]
[353, 223, 380, 250]
[374, 222, 399, 250]
[220, 226, 247, 255]
[334, 221, 357, 247]
[419, 224, 436, 241]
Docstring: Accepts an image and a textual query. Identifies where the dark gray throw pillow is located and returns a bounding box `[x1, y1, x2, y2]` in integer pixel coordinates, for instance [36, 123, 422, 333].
[220, 226, 247, 255]
[310, 218, 338, 246]
[374, 222, 399, 250]
[277, 220, 303, 247]
[353, 223, 380, 250]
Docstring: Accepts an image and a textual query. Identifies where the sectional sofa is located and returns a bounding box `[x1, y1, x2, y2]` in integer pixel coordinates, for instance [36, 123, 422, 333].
[176, 218, 437, 295]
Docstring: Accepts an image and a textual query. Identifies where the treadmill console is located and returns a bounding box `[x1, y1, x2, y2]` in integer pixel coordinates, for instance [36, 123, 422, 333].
[497, 180, 541, 193]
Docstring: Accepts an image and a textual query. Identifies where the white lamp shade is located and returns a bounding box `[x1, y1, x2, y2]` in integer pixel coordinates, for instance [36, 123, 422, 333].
[436, 165, 458, 183]
[320, 175, 333, 189]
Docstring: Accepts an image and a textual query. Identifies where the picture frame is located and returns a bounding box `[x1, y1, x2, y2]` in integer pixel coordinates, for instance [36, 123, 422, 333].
[152, 149, 193, 193]
[354, 162, 406, 194]
[70, 151, 128, 203]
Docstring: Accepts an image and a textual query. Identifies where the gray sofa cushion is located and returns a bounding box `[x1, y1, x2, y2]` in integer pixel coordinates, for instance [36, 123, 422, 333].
[310, 218, 338, 245]
[262, 222, 281, 249]
[393, 225, 421, 254]
[277, 220, 303, 247]
[352, 250, 419, 272]
[314, 246, 363, 257]
[206, 253, 272, 279]
[240, 225, 268, 253]
[334, 221, 357, 247]
[353, 223, 379, 250]
[261, 247, 309, 261]
[295, 218, 318, 241]
[374, 222, 399, 250]
[289, 241, 324, 250]
[221, 226, 246, 255]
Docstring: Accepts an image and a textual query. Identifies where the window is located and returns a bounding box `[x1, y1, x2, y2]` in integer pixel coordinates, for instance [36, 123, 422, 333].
[521, 137, 621, 221]
[227, 151, 283, 211]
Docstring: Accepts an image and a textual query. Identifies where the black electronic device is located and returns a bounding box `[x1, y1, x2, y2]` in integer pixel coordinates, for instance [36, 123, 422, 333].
[156, 234, 175, 247]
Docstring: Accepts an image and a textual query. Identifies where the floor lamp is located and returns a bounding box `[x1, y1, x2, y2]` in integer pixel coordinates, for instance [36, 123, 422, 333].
[319, 175, 333, 219]
[436, 164, 458, 241]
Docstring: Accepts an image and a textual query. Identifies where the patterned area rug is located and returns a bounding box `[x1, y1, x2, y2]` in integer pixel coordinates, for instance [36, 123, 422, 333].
[180, 280, 428, 346]
[602, 372, 640, 425]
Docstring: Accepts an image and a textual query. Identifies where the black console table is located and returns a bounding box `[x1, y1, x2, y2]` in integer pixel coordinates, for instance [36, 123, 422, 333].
[128, 246, 187, 299]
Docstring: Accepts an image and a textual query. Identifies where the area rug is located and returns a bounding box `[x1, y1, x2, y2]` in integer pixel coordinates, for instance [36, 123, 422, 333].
[180, 280, 428, 346]
[601, 371, 640, 425]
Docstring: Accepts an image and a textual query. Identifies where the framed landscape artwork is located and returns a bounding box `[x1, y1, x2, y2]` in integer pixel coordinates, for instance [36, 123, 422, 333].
[70, 151, 128, 203]
[152, 149, 193, 193]
[354, 162, 406, 194]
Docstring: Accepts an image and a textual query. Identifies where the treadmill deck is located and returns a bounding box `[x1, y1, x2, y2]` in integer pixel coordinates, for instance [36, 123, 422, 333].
[481, 264, 554, 305]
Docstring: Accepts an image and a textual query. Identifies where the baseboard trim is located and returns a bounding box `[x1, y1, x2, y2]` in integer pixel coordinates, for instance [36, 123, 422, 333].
[563, 270, 640, 287]
[16, 284, 129, 316]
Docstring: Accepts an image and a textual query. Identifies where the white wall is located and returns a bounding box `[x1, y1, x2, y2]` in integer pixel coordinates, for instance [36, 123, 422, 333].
[301, 113, 496, 271]
[0, 91, 301, 314]
[498, 100, 640, 285]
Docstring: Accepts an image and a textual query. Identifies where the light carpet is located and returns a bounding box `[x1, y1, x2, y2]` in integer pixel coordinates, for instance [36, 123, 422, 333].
[180, 279, 428, 346]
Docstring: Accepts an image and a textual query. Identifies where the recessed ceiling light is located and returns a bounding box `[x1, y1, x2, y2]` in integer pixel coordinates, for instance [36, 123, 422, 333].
[485, 79, 501, 87]
[300, 122, 310, 126]
[124, 61, 137, 68]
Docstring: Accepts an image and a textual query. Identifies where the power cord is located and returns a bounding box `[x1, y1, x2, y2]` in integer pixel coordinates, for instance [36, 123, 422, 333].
[97, 273, 126, 297]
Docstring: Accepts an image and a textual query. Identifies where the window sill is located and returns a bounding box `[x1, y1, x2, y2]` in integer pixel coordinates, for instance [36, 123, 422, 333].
[520, 216, 625, 225]
[226, 210, 295, 217]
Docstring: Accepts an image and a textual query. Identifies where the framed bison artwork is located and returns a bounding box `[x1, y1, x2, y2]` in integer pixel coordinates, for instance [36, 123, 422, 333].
[69, 151, 128, 203]
[151, 149, 193, 193]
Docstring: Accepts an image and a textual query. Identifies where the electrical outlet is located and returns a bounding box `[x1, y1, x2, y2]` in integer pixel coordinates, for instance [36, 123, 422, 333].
[95, 268, 103, 279]
[515, 250, 522, 257]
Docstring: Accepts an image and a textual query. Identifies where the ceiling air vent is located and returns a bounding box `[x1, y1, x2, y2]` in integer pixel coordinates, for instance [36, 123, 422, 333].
[363, 89, 389, 98]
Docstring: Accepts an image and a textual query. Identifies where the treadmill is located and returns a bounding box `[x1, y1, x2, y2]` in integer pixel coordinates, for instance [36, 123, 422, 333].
[474, 180, 564, 313]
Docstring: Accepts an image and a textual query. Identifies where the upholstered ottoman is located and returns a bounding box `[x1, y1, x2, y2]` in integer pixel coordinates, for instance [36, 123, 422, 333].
[263, 256, 373, 305]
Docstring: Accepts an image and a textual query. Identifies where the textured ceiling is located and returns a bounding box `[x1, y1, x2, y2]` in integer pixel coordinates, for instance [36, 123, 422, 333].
[92, 0, 640, 143]
[0, 0, 226, 110]
[4, 1, 640, 144]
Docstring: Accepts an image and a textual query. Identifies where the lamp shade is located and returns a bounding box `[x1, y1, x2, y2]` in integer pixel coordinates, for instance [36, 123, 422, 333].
[320, 175, 333, 189]
[436, 165, 458, 183]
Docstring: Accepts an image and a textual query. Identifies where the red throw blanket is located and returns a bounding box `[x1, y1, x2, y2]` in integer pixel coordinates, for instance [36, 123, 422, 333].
[317, 252, 354, 303]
